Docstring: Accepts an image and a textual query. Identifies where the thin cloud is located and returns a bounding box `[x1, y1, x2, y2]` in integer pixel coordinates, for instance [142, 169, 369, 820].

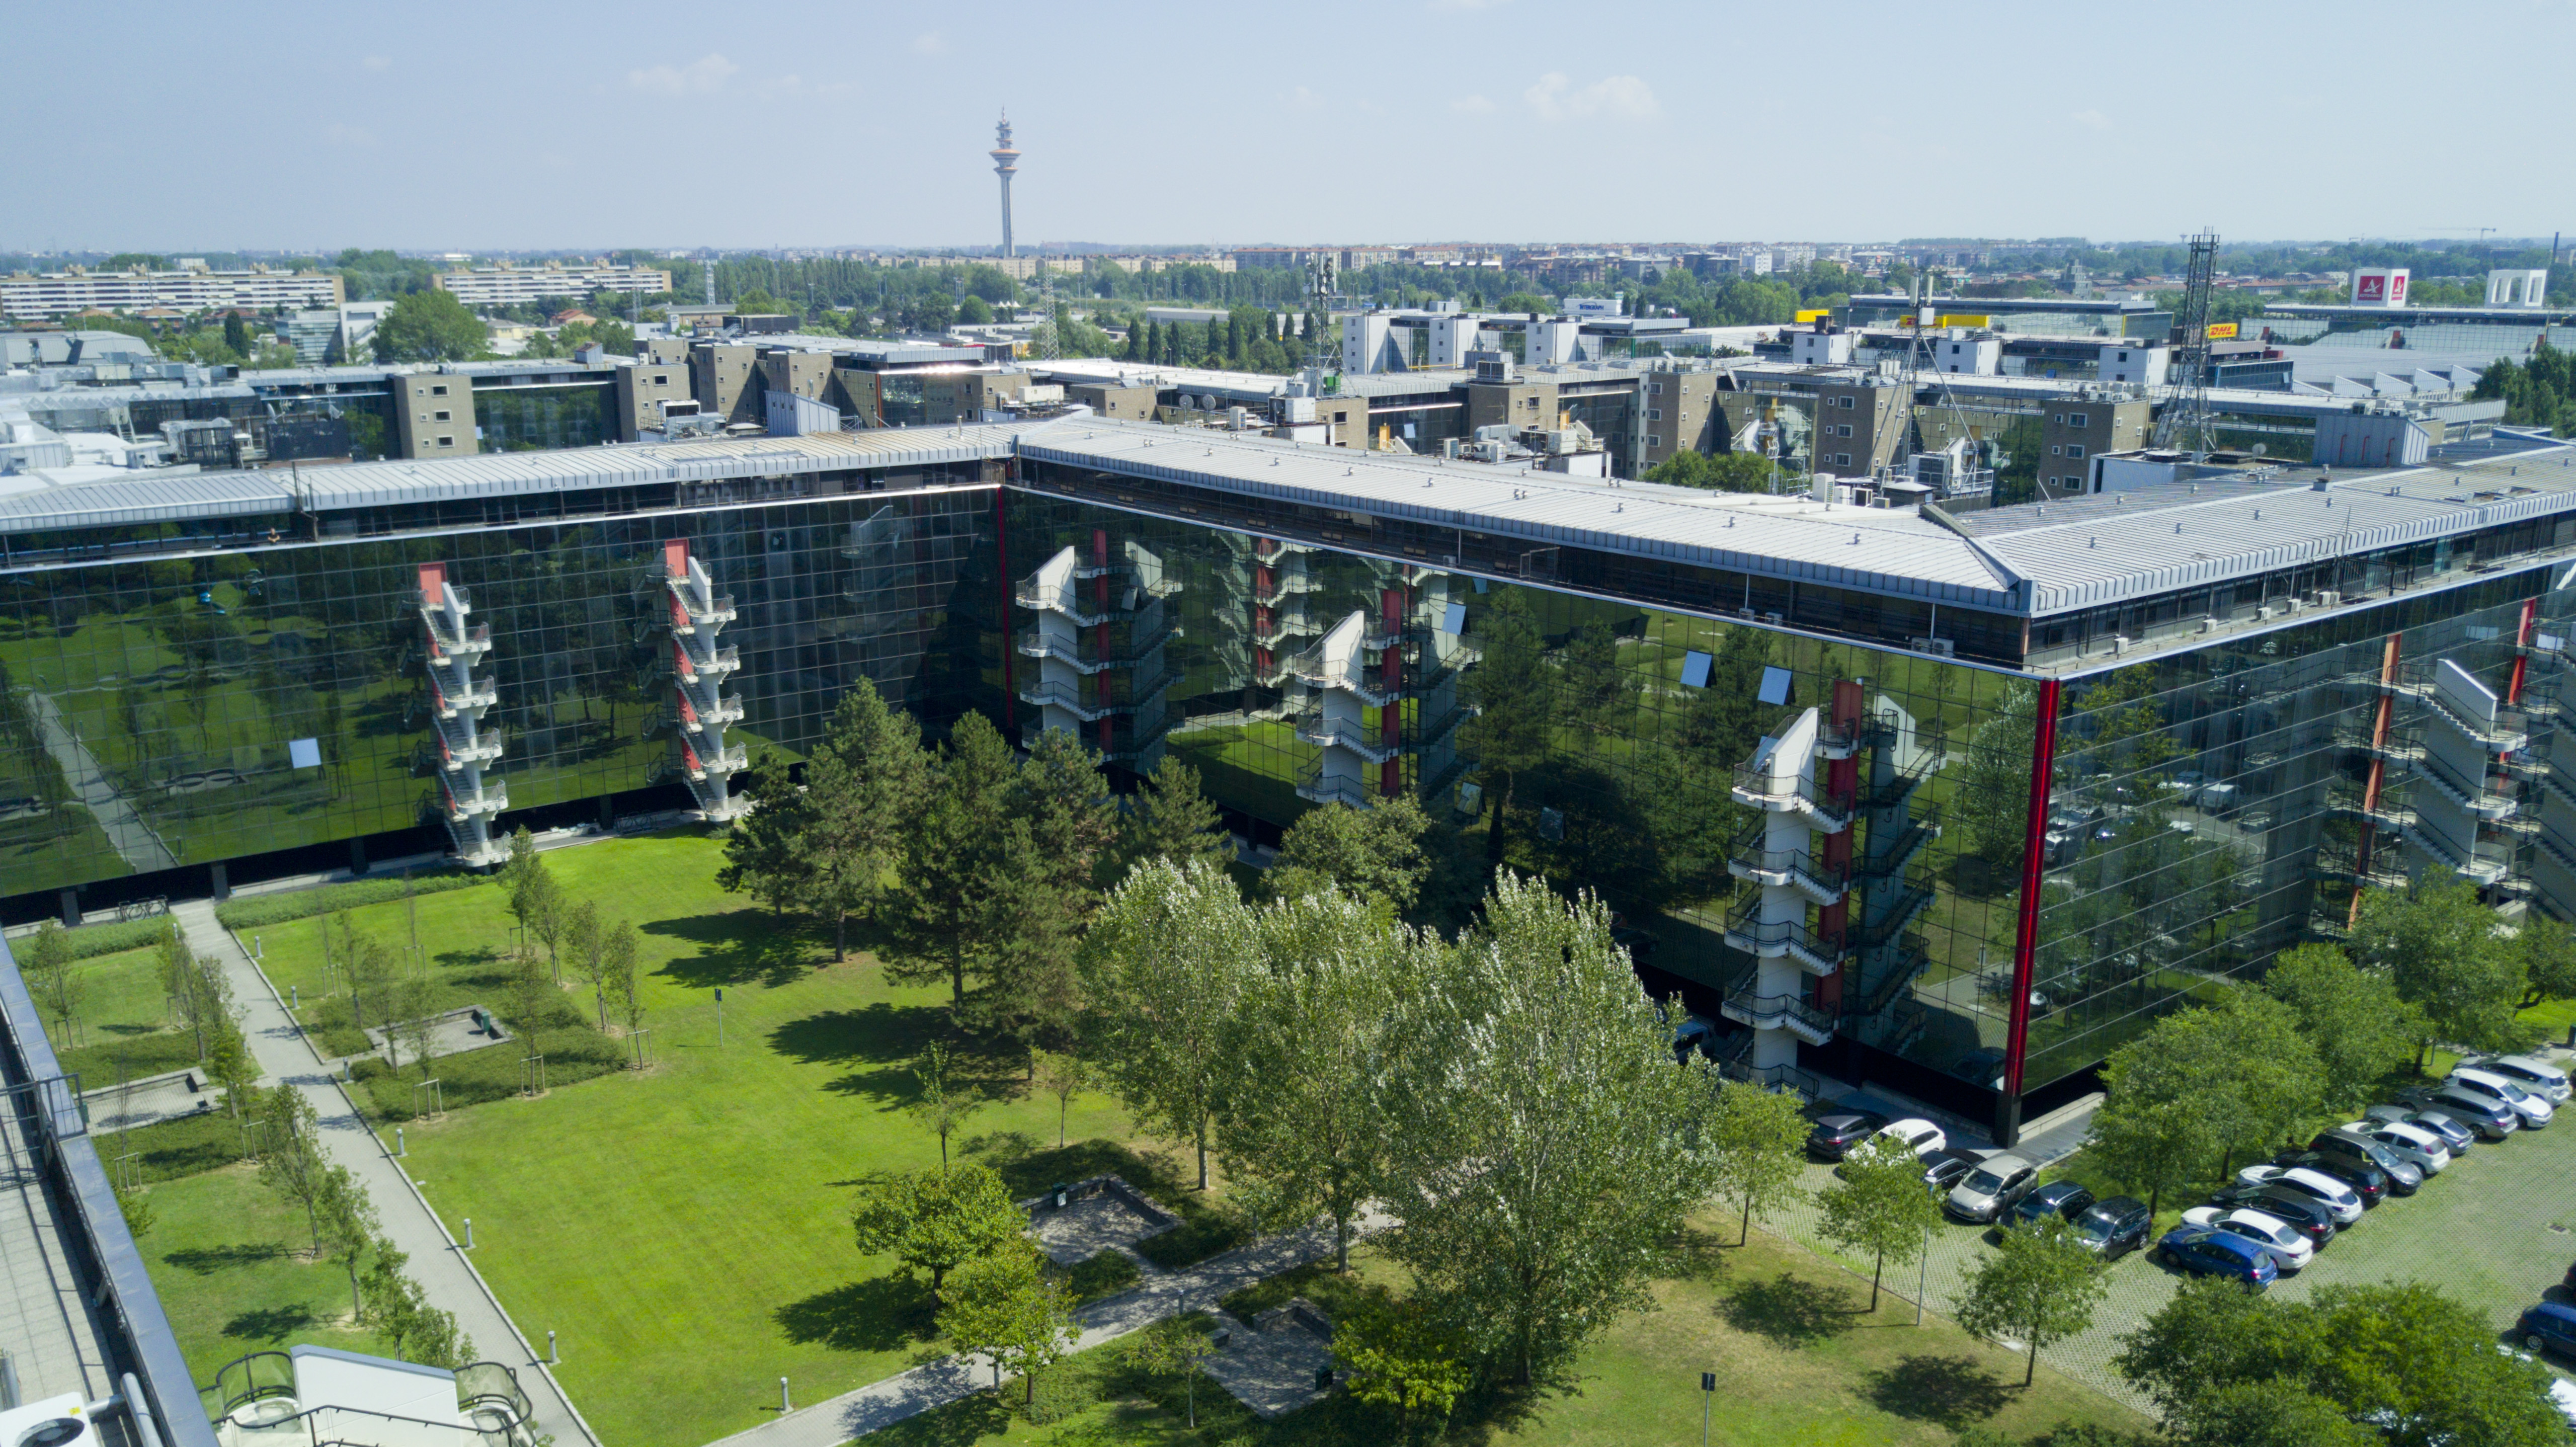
[360, 55, 390, 71]
[2071, 108, 2112, 129]
[626, 53, 740, 97]
[912, 32, 945, 54]
[1450, 94, 1496, 114]
[1523, 72, 1658, 121]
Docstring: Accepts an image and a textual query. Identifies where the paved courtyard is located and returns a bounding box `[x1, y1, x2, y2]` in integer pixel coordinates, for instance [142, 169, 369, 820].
[1028, 1186, 1175, 1268]
[1762, 1061, 2576, 1411]
[1203, 1305, 1336, 1420]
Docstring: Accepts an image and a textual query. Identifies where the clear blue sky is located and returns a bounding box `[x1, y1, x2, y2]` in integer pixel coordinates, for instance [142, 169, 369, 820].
[6, 0, 2570, 254]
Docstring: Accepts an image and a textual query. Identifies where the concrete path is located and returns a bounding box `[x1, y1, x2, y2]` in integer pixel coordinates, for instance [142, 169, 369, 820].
[170, 900, 600, 1447]
[26, 692, 177, 872]
[707, 1212, 1388, 1447]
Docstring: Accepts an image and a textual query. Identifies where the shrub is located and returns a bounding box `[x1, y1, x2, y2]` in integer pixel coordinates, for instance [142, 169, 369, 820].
[215, 872, 486, 931]
[1063, 1249, 1142, 1305]
[49, 915, 178, 961]
[348, 1026, 622, 1123]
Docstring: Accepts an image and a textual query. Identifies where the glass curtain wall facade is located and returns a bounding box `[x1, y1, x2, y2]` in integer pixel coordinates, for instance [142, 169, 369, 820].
[1004, 489, 2037, 1114]
[0, 489, 997, 904]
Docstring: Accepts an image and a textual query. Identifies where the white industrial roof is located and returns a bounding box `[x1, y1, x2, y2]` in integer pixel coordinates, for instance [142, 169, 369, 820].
[1019, 420, 2021, 610]
[0, 423, 1033, 534]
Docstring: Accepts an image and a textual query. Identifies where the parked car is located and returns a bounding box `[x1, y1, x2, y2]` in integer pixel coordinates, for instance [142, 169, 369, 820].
[2449, 1067, 2555, 1129]
[1946, 1154, 2041, 1224]
[2365, 1103, 2476, 1155]
[2518, 1301, 2576, 1360]
[1917, 1148, 1981, 1195]
[2069, 1196, 2152, 1259]
[2344, 1119, 2451, 1174]
[1877, 1118, 1947, 1159]
[2271, 1151, 2389, 1206]
[2303, 1133, 2423, 1194]
[2007, 1181, 2097, 1231]
[2234, 1165, 2364, 1225]
[1806, 1110, 1889, 1161]
[2181, 1205, 2314, 1272]
[2394, 1085, 2519, 1141]
[2463, 1054, 2573, 1104]
[2157, 1226, 2279, 1289]
[2206, 1182, 2338, 1246]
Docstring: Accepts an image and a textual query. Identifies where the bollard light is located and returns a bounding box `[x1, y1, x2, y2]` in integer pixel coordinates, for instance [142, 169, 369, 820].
[463, 1218, 474, 1249]
[395, 1127, 406, 1158]
[548, 1330, 558, 1364]
[780, 1378, 791, 1414]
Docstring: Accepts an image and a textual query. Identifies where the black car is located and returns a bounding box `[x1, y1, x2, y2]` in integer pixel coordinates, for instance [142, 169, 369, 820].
[2305, 1132, 2422, 1196]
[1806, 1110, 1888, 1161]
[2007, 1180, 2097, 1230]
[2070, 1196, 2152, 1259]
[2207, 1183, 2338, 1246]
[2273, 1150, 2386, 1207]
[1917, 1148, 1981, 1195]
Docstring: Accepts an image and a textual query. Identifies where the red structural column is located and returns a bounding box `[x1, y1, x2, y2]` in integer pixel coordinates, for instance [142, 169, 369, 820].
[2351, 632, 2402, 928]
[2000, 677, 2064, 1143]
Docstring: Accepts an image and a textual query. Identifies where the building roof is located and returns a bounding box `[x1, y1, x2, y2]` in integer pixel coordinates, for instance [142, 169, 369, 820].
[0, 423, 1033, 534]
[1018, 419, 2021, 610]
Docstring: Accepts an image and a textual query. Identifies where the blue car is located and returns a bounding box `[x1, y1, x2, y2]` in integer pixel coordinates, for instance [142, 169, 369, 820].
[2519, 1301, 2576, 1359]
[2157, 1226, 2278, 1289]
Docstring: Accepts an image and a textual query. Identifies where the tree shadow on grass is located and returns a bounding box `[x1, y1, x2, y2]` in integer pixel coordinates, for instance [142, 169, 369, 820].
[223, 1304, 316, 1344]
[163, 1243, 286, 1274]
[642, 913, 821, 989]
[770, 1003, 946, 1069]
[773, 1275, 937, 1354]
[1862, 1353, 2015, 1430]
[1715, 1274, 1857, 1348]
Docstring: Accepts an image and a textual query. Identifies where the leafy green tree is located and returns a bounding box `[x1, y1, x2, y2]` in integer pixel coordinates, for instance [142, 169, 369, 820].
[2118, 1276, 2562, 1446]
[2262, 943, 2421, 1114]
[360, 1236, 476, 1369]
[717, 779, 816, 920]
[256, 1087, 332, 1253]
[1265, 794, 1436, 918]
[1814, 1135, 1938, 1311]
[224, 314, 252, 355]
[1031, 1047, 1085, 1149]
[906, 1040, 983, 1165]
[1642, 450, 1776, 492]
[566, 899, 606, 1030]
[1954, 1218, 2107, 1387]
[2513, 910, 2576, 1008]
[1374, 875, 1720, 1384]
[1112, 757, 1236, 880]
[2351, 879, 2530, 1066]
[1220, 889, 1416, 1269]
[1122, 1317, 1218, 1428]
[1080, 858, 1259, 1189]
[206, 1017, 256, 1122]
[1336, 1295, 1472, 1428]
[373, 289, 487, 363]
[22, 920, 78, 1046]
[956, 295, 994, 325]
[1708, 1079, 1811, 1244]
[892, 713, 1020, 1007]
[316, 1164, 380, 1317]
[939, 1244, 1076, 1406]
[849, 1161, 1024, 1304]
[603, 921, 643, 1052]
[1462, 591, 1550, 863]
[1952, 685, 2040, 872]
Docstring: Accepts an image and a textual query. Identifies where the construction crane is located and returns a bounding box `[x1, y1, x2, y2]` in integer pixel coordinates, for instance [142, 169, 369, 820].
[1890, 271, 1993, 500]
[2149, 230, 2219, 457]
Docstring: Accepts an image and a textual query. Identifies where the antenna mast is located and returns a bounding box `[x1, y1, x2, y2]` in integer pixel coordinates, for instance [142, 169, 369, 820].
[2150, 230, 2219, 457]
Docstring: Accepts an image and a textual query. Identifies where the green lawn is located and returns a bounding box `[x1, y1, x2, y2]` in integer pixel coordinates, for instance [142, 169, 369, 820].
[52, 945, 203, 1086]
[871, 1220, 2154, 1447]
[311, 833, 1170, 1447]
[135, 1163, 396, 1406]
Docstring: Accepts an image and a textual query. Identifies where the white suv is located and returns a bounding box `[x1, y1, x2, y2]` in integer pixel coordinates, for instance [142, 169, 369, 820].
[2463, 1054, 2572, 1105]
[2449, 1067, 2555, 1129]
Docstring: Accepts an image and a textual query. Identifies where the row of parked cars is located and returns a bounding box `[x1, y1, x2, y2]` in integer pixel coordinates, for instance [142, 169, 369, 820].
[1802, 1053, 2574, 1297]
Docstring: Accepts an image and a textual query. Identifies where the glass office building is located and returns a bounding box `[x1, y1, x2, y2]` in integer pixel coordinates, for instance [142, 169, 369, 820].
[2, 416, 2571, 1140]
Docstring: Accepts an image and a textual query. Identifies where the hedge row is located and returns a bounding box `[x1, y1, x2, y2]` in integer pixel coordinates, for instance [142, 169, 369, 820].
[214, 871, 488, 930]
[53, 915, 178, 961]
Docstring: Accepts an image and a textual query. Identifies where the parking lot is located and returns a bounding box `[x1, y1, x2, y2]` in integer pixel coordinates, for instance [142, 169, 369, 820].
[1763, 1063, 2576, 1411]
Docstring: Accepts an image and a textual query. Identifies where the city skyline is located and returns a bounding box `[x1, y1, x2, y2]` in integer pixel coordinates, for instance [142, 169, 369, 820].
[4, 0, 2570, 253]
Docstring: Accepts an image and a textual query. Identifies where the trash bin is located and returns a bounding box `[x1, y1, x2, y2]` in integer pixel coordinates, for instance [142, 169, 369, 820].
[1314, 1365, 1334, 1392]
[1050, 1181, 1069, 1210]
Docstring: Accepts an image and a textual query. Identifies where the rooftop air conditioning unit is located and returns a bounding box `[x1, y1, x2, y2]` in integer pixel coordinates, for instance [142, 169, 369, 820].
[2284, 597, 2305, 613]
[1763, 611, 1785, 626]
[2258, 605, 2278, 620]
[2315, 590, 2342, 606]
[2111, 635, 2133, 655]
[2199, 617, 2220, 633]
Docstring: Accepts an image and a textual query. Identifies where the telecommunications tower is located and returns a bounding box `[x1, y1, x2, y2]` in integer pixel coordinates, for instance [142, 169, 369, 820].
[990, 114, 1020, 259]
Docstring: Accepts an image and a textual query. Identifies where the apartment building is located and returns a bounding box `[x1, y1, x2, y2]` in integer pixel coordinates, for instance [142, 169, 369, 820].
[432, 262, 673, 307]
[1, 266, 343, 319]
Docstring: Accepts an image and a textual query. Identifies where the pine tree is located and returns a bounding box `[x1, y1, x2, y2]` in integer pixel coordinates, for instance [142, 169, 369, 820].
[892, 714, 1020, 1007]
[1113, 758, 1235, 879]
[1144, 319, 1162, 365]
[801, 678, 931, 960]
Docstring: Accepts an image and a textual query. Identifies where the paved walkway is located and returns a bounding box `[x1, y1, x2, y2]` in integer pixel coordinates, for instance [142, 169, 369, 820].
[707, 1212, 1388, 1447]
[171, 900, 599, 1447]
